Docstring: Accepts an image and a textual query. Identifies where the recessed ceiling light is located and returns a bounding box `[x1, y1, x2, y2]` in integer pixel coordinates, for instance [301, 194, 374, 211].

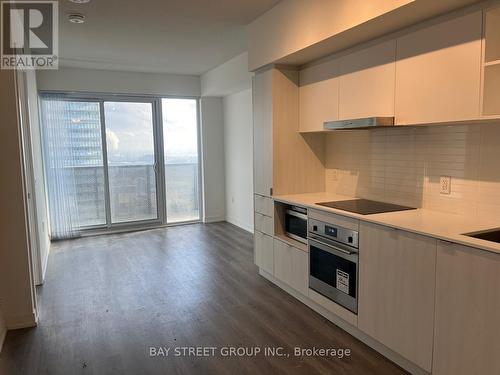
[69, 0, 90, 3]
[68, 13, 85, 23]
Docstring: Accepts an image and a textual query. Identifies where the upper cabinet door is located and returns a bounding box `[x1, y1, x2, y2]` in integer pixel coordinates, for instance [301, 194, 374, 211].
[253, 70, 273, 196]
[395, 11, 482, 125]
[338, 40, 396, 120]
[299, 60, 339, 132]
[482, 6, 500, 117]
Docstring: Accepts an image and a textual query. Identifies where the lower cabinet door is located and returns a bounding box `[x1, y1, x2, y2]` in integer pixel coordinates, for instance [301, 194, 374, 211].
[358, 222, 436, 372]
[274, 239, 308, 295]
[290, 246, 308, 295]
[433, 241, 500, 375]
[273, 239, 292, 284]
[254, 230, 273, 274]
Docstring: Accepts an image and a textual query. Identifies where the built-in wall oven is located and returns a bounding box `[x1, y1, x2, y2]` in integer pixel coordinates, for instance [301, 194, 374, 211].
[308, 219, 359, 314]
[285, 206, 308, 244]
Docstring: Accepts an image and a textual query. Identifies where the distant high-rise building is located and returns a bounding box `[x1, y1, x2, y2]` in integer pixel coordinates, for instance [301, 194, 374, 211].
[42, 100, 103, 168]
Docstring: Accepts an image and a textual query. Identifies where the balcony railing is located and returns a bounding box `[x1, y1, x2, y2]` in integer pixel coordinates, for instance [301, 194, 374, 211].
[53, 163, 200, 227]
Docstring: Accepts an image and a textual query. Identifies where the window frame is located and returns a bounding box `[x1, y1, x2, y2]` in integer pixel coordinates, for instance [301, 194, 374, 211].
[38, 90, 203, 235]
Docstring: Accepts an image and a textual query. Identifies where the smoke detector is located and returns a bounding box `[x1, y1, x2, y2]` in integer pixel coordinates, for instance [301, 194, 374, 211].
[68, 13, 85, 23]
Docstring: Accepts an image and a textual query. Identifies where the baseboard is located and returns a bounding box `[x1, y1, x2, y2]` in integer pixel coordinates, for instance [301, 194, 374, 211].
[5, 311, 38, 330]
[204, 216, 225, 223]
[258, 269, 429, 375]
[0, 312, 37, 353]
[225, 216, 254, 233]
[40, 240, 51, 283]
[41, 258, 48, 284]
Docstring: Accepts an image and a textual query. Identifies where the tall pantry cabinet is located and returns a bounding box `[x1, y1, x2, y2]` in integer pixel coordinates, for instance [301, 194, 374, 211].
[252, 67, 325, 270]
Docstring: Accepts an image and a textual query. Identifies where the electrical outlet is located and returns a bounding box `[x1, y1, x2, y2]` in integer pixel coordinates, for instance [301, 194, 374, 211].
[440, 176, 451, 195]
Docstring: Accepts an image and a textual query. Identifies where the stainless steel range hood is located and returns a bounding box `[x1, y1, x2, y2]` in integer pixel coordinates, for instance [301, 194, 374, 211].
[324, 117, 394, 130]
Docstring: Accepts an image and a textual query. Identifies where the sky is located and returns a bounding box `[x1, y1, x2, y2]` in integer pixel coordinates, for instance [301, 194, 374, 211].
[103, 98, 199, 165]
[43, 97, 199, 166]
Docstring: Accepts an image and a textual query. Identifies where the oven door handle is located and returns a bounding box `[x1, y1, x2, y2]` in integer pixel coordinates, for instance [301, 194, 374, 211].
[286, 210, 308, 221]
[308, 235, 357, 255]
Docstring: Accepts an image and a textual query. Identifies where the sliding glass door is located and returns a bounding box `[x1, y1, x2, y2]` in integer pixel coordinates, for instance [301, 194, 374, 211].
[104, 101, 159, 224]
[40, 93, 201, 237]
[162, 98, 201, 223]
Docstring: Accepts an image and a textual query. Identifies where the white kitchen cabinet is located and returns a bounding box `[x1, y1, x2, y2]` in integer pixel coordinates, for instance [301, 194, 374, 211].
[433, 241, 500, 375]
[254, 212, 273, 236]
[338, 40, 396, 120]
[299, 60, 339, 132]
[273, 238, 308, 295]
[299, 39, 396, 130]
[254, 230, 273, 275]
[482, 6, 500, 117]
[254, 194, 273, 217]
[395, 11, 482, 125]
[358, 222, 437, 372]
[252, 70, 273, 196]
[273, 239, 293, 289]
[291, 249, 308, 295]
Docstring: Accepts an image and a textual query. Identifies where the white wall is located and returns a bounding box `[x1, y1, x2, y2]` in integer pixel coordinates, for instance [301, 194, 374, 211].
[201, 52, 252, 97]
[201, 52, 254, 232]
[200, 97, 226, 222]
[0, 69, 37, 330]
[247, 0, 413, 70]
[37, 67, 200, 97]
[223, 89, 254, 232]
[25, 71, 50, 283]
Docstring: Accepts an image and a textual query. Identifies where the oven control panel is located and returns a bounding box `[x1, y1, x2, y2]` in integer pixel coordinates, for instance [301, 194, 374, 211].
[309, 219, 359, 249]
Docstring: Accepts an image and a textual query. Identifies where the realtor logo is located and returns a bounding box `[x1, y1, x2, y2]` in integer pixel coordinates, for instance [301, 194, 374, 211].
[1, 1, 58, 69]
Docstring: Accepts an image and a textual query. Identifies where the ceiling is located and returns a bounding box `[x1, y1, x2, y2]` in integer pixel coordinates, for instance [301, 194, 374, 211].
[54, 0, 280, 75]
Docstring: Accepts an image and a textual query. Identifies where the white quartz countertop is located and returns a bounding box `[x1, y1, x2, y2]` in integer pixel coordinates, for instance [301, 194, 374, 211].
[273, 192, 500, 255]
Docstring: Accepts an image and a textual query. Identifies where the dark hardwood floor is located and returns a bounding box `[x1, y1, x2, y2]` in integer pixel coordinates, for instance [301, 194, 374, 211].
[0, 222, 406, 375]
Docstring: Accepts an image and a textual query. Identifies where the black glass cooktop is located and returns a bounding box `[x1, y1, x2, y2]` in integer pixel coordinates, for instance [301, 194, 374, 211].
[316, 199, 416, 215]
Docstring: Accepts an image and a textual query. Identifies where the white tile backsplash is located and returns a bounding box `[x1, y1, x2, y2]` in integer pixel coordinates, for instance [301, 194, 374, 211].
[325, 122, 500, 220]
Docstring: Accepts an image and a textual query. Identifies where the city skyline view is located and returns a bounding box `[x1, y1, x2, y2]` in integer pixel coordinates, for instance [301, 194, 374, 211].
[42, 97, 200, 167]
[40, 96, 201, 230]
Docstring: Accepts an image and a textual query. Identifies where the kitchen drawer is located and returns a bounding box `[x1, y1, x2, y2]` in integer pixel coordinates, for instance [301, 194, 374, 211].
[308, 288, 358, 327]
[254, 194, 273, 217]
[308, 208, 359, 231]
[255, 213, 274, 236]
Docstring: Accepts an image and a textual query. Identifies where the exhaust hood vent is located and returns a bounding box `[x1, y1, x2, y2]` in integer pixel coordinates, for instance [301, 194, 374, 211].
[324, 117, 394, 130]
